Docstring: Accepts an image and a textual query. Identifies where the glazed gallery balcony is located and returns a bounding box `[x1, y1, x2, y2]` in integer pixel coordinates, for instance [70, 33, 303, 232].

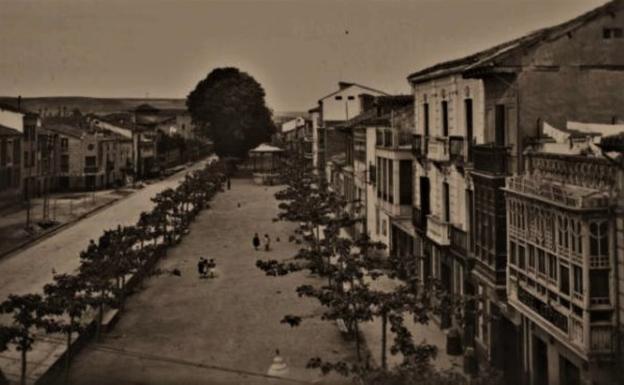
[472, 144, 509, 174]
[508, 279, 615, 357]
[376, 127, 413, 151]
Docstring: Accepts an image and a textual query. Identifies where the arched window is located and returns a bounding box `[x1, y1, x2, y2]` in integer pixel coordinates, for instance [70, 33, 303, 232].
[589, 221, 609, 257]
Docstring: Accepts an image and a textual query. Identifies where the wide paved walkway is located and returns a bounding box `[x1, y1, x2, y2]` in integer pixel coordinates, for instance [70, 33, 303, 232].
[65, 178, 353, 385]
[0, 160, 211, 303]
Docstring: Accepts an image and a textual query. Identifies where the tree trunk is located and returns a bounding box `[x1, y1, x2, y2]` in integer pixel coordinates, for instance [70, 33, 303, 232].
[354, 320, 362, 363]
[65, 323, 73, 382]
[381, 311, 388, 370]
[97, 303, 103, 341]
[20, 345, 26, 385]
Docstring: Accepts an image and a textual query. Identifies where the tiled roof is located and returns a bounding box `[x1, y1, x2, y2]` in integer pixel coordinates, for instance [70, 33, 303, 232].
[408, 0, 622, 83]
[45, 124, 85, 139]
[0, 124, 21, 136]
[318, 82, 390, 102]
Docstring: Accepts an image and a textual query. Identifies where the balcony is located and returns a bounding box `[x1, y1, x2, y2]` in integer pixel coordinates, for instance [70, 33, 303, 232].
[450, 225, 468, 257]
[449, 136, 465, 163]
[507, 176, 612, 210]
[379, 199, 412, 219]
[426, 214, 450, 246]
[511, 279, 616, 356]
[590, 324, 613, 353]
[427, 137, 449, 162]
[412, 206, 427, 233]
[376, 128, 413, 152]
[472, 144, 509, 175]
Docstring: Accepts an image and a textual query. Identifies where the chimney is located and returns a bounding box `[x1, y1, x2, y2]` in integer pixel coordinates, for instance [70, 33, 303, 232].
[17, 95, 21, 112]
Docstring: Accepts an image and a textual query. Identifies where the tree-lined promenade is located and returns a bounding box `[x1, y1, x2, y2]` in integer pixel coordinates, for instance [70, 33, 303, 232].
[64, 178, 354, 385]
[0, 158, 226, 385]
[256, 155, 502, 385]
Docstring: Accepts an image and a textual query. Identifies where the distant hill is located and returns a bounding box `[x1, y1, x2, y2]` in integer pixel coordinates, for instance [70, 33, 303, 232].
[0, 96, 186, 116]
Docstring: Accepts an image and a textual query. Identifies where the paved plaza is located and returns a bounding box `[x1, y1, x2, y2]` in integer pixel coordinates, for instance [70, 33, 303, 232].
[64, 178, 354, 385]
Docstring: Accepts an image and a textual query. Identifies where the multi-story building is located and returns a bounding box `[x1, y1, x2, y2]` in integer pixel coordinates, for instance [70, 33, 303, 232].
[0, 103, 45, 204]
[310, 82, 388, 176]
[406, 68, 484, 322]
[506, 123, 622, 385]
[279, 116, 313, 167]
[404, 1, 624, 381]
[46, 123, 132, 190]
[0, 124, 22, 208]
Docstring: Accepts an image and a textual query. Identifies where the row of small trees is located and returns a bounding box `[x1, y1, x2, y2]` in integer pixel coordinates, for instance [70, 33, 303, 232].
[256, 154, 501, 385]
[0, 160, 226, 385]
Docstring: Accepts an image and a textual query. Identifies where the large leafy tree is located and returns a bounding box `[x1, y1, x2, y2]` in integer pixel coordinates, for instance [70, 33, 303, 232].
[187, 67, 275, 157]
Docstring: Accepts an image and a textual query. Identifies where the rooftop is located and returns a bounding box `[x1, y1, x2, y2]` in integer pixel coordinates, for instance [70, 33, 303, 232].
[45, 124, 86, 139]
[0, 124, 21, 137]
[408, 0, 623, 83]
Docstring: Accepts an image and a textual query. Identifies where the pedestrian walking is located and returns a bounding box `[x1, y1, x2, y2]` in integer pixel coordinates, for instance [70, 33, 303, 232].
[264, 234, 271, 251]
[253, 233, 261, 250]
[197, 257, 206, 278]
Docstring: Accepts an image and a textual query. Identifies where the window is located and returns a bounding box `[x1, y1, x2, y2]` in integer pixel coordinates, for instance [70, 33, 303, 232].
[388, 159, 393, 203]
[573, 265, 583, 295]
[24, 151, 29, 167]
[603, 27, 623, 39]
[465, 99, 473, 142]
[589, 270, 609, 299]
[560, 265, 570, 295]
[375, 208, 380, 235]
[423, 103, 430, 137]
[0, 139, 6, 167]
[61, 155, 69, 172]
[518, 246, 526, 270]
[589, 221, 609, 257]
[528, 245, 535, 270]
[495, 104, 506, 146]
[558, 216, 569, 249]
[61, 138, 68, 150]
[548, 254, 557, 281]
[570, 219, 582, 254]
[85, 156, 96, 167]
[443, 182, 450, 222]
[382, 219, 387, 236]
[441, 101, 449, 136]
[347, 96, 355, 100]
[335, 96, 343, 100]
[510, 241, 517, 266]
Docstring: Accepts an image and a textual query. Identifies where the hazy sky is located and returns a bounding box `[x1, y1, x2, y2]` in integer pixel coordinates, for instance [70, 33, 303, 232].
[0, 0, 607, 111]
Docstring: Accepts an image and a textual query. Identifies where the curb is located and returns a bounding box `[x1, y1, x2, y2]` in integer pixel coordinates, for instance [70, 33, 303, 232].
[0, 195, 127, 260]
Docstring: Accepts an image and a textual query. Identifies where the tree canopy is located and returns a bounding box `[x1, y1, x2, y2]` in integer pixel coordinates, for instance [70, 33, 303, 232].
[186, 67, 275, 157]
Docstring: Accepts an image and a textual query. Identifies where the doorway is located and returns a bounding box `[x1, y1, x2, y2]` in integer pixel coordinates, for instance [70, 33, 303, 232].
[533, 336, 549, 385]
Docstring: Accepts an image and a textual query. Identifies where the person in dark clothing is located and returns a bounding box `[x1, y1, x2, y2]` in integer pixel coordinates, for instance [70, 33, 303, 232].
[198, 257, 206, 278]
[253, 233, 261, 250]
[227, 177, 231, 190]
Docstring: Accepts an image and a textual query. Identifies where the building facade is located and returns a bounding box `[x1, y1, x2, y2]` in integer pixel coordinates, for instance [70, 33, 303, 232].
[506, 134, 621, 385]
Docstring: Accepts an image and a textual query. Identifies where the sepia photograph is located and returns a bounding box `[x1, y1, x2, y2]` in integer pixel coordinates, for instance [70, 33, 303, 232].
[0, 0, 623, 384]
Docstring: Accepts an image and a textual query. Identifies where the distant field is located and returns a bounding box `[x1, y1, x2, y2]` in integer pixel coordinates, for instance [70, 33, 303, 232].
[0, 96, 186, 115]
[0, 96, 305, 122]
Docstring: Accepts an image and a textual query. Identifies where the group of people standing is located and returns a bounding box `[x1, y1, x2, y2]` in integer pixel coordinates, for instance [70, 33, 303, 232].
[253, 233, 271, 251]
[197, 257, 216, 278]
